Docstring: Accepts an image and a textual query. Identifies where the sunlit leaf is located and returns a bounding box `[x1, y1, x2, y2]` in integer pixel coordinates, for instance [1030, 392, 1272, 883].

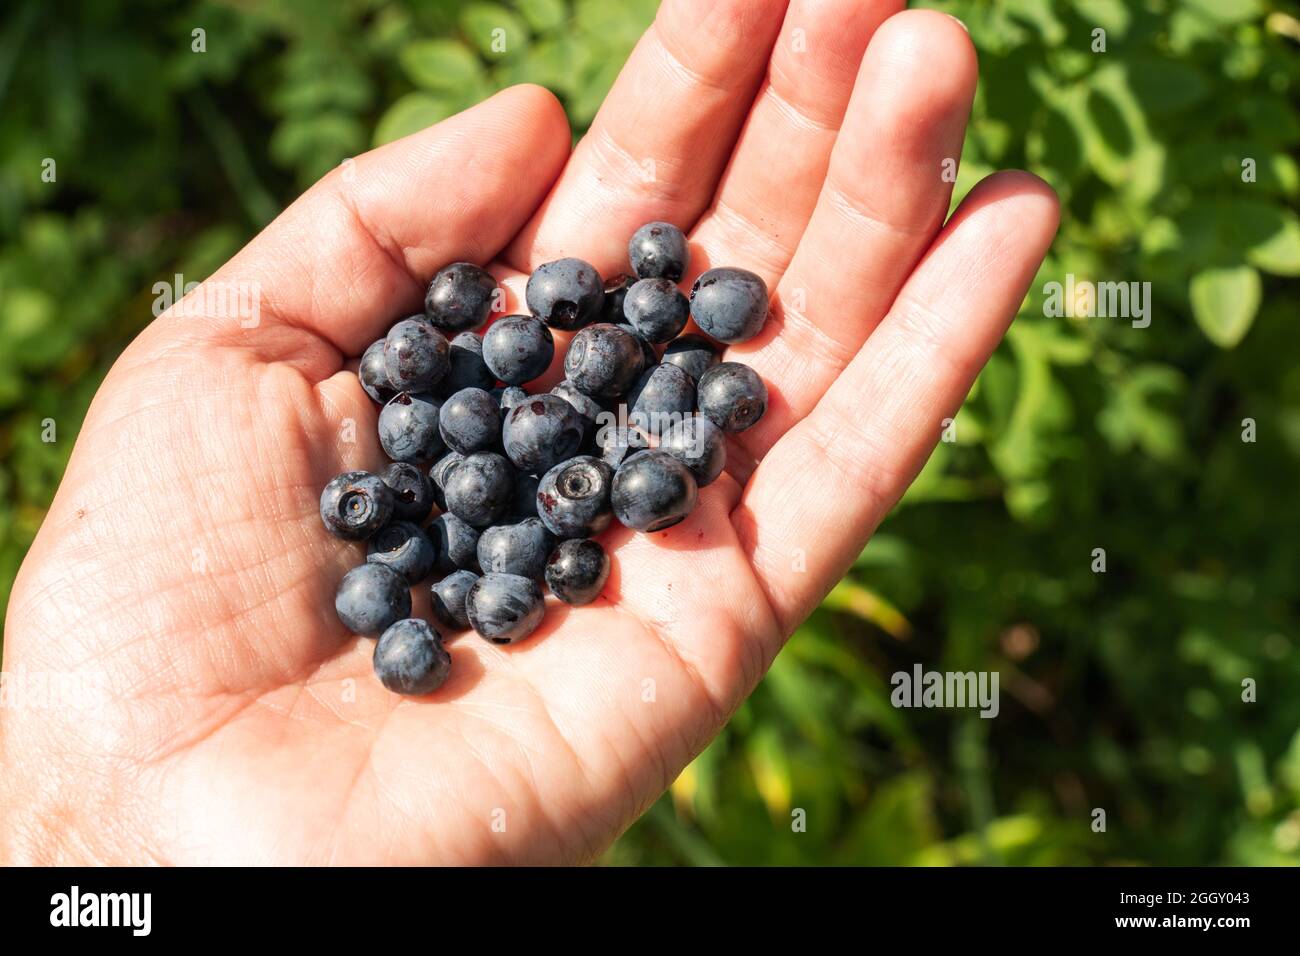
[400, 39, 484, 92]
[1189, 265, 1261, 347]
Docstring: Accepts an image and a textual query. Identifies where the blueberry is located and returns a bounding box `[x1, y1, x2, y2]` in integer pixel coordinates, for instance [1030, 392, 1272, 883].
[359, 339, 397, 404]
[443, 451, 515, 528]
[537, 455, 614, 539]
[627, 362, 696, 436]
[424, 262, 498, 333]
[611, 449, 699, 532]
[428, 511, 482, 573]
[482, 314, 554, 385]
[658, 415, 726, 487]
[367, 521, 439, 584]
[496, 385, 529, 416]
[624, 278, 689, 344]
[689, 267, 769, 343]
[564, 323, 646, 399]
[429, 450, 463, 510]
[661, 333, 719, 383]
[466, 572, 546, 645]
[335, 563, 411, 636]
[440, 332, 497, 394]
[600, 273, 635, 323]
[526, 257, 605, 331]
[439, 387, 501, 455]
[596, 422, 649, 468]
[379, 391, 445, 464]
[501, 394, 585, 474]
[629, 221, 689, 282]
[616, 322, 659, 371]
[374, 619, 452, 695]
[477, 518, 555, 580]
[508, 471, 541, 520]
[380, 462, 435, 523]
[545, 539, 610, 606]
[551, 380, 604, 440]
[430, 570, 479, 632]
[384, 317, 450, 391]
[697, 362, 768, 432]
[320, 470, 394, 540]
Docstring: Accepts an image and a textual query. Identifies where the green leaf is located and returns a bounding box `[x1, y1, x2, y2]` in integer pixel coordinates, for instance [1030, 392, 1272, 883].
[1244, 209, 1300, 276]
[459, 3, 530, 60]
[1189, 266, 1261, 348]
[1072, 0, 1132, 37]
[516, 0, 567, 32]
[373, 92, 461, 146]
[1002, 0, 1066, 45]
[399, 39, 484, 92]
[1125, 56, 1209, 115]
[1181, 0, 1265, 24]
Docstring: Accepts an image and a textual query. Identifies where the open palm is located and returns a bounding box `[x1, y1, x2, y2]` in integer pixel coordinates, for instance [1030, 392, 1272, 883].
[0, 2, 1057, 865]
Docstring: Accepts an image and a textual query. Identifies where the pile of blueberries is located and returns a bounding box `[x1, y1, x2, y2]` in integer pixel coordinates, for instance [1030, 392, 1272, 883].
[320, 222, 769, 695]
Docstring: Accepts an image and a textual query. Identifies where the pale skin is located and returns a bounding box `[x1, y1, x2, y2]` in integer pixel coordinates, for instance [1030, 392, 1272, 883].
[0, 2, 1058, 864]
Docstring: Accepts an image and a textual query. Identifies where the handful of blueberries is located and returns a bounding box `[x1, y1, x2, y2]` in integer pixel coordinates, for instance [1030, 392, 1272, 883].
[320, 222, 769, 695]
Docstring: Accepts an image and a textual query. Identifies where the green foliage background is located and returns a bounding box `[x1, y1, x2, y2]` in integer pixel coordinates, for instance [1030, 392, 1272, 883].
[2, 0, 1299, 865]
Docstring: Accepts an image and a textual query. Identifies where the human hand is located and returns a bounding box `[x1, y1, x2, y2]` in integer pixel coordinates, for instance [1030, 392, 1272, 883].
[0, 2, 1057, 864]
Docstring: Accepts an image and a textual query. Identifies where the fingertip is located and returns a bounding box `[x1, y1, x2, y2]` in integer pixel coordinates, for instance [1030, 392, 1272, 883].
[956, 169, 1063, 244]
[868, 7, 978, 99]
[496, 83, 570, 140]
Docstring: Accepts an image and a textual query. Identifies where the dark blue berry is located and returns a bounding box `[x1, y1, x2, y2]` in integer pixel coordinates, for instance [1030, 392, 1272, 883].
[502, 394, 586, 474]
[627, 362, 696, 436]
[384, 317, 450, 391]
[335, 563, 411, 636]
[545, 539, 610, 606]
[611, 449, 699, 532]
[374, 619, 451, 695]
[429, 450, 463, 510]
[380, 462, 434, 523]
[624, 277, 689, 343]
[689, 267, 769, 343]
[496, 385, 529, 417]
[425, 262, 498, 333]
[508, 471, 541, 520]
[661, 333, 719, 383]
[443, 451, 515, 528]
[616, 322, 659, 370]
[439, 387, 501, 455]
[320, 470, 394, 540]
[466, 572, 546, 644]
[360, 338, 397, 404]
[596, 422, 649, 468]
[600, 273, 635, 323]
[658, 415, 726, 487]
[429, 511, 481, 573]
[482, 314, 554, 385]
[551, 380, 604, 441]
[526, 257, 605, 331]
[697, 362, 767, 432]
[537, 455, 614, 539]
[564, 323, 646, 399]
[367, 521, 439, 584]
[441, 332, 497, 394]
[629, 221, 689, 283]
[379, 391, 444, 463]
[430, 570, 479, 632]
[477, 518, 555, 580]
